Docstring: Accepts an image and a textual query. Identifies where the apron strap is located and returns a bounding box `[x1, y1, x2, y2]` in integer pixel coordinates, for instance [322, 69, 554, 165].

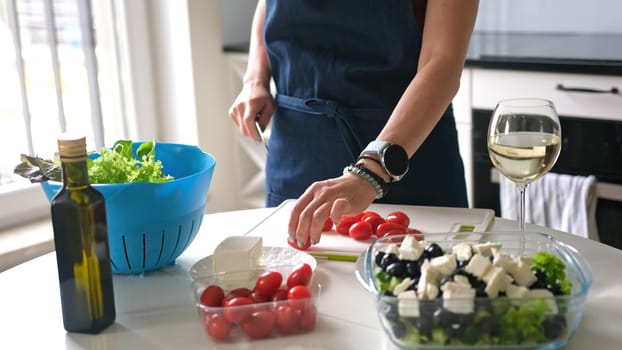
[275, 94, 366, 160]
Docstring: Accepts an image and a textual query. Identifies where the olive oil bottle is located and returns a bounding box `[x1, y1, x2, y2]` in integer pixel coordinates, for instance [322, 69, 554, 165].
[50, 135, 115, 333]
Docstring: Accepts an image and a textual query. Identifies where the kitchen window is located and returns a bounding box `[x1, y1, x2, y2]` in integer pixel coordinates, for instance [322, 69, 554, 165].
[0, 0, 134, 230]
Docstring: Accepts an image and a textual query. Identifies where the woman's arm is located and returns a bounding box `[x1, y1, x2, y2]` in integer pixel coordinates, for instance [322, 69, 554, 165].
[228, 0, 274, 140]
[288, 0, 479, 248]
[358, 0, 479, 180]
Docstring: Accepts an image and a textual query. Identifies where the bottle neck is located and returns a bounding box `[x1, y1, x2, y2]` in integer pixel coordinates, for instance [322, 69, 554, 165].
[60, 159, 90, 188]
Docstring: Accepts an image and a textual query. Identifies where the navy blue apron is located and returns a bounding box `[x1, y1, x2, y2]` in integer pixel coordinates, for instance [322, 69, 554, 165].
[263, 0, 468, 208]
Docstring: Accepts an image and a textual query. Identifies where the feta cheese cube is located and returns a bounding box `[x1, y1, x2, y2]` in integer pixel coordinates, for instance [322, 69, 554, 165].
[399, 235, 424, 261]
[397, 290, 420, 317]
[442, 281, 476, 314]
[381, 243, 400, 257]
[493, 252, 519, 275]
[506, 284, 529, 299]
[392, 277, 412, 295]
[454, 274, 471, 286]
[452, 242, 473, 262]
[473, 242, 502, 257]
[483, 267, 511, 298]
[511, 259, 537, 287]
[465, 254, 492, 279]
[212, 236, 262, 277]
[430, 254, 457, 277]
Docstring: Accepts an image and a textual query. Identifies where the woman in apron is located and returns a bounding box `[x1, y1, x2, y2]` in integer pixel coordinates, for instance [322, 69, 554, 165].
[229, 0, 479, 247]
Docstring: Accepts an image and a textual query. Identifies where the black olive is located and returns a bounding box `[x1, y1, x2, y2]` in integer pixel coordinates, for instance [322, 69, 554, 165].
[390, 321, 406, 339]
[386, 261, 408, 279]
[424, 243, 444, 259]
[416, 316, 434, 337]
[374, 251, 386, 267]
[380, 252, 399, 270]
[547, 282, 563, 295]
[381, 302, 400, 322]
[532, 268, 548, 289]
[405, 261, 421, 279]
[543, 314, 567, 339]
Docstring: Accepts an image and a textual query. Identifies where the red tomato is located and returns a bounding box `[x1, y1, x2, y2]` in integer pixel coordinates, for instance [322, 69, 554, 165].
[223, 287, 252, 304]
[275, 304, 301, 334]
[385, 211, 410, 228]
[335, 215, 359, 235]
[286, 263, 313, 289]
[362, 214, 386, 234]
[200, 285, 224, 307]
[288, 285, 313, 300]
[222, 296, 254, 323]
[348, 221, 373, 241]
[321, 217, 334, 232]
[250, 291, 271, 304]
[205, 313, 232, 340]
[408, 228, 424, 241]
[298, 304, 318, 331]
[360, 211, 382, 221]
[376, 222, 407, 238]
[287, 235, 311, 251]
[254, 271, 283, 297]
[272, 288, 289, 302]
[240, 310, 276, 338]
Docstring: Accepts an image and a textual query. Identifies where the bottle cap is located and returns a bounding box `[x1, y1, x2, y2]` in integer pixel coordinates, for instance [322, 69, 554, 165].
[57, 134, 87, 162]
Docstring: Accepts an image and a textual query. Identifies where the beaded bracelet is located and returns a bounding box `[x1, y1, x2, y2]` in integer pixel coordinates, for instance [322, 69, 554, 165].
[343, 163, 388, 199]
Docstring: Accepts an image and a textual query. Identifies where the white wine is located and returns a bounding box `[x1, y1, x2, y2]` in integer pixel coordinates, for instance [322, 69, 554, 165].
[488, 132, 561, 184]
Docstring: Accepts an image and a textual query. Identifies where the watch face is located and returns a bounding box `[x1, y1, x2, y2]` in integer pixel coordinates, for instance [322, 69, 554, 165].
[383, 144, 409, 178]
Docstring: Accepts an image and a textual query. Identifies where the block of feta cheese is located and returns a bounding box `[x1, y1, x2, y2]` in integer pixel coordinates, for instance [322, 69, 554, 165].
[483, 266, 512, 298]
[511, 258, 538, 287]
[441, 281, 476, 314]
[465, 254, 492, 279]
[417, 260, 440, 300]
[430, 254, 457, 277]
[399, 235, 424, 261]
[473, 242, 502, 257]
[381, 243, 400, 257]
[452, 242, 473, 262]
[212, 236, 263, 276]
[493, 252, 519, 275]
[397, 290, 420, 317]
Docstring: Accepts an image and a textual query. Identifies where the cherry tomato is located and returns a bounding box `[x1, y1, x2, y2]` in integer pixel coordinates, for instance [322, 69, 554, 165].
[223, 287, 252, 304]
[250, 291, 271, 304]
[287, 235, 311, 251]
[200, 285, 225, 307]
[275, 304, 301, 334]
[386, 211, 410, 228]
[288, 285, 313, 300]
[240, 310, 276, 338]
[205, 312, 232, 340]
[376, 222, 407, 238]
[272, 288, 289, 302]
[298, 304, 318, 331]
[222, 296, 254, 323]
[286, 263, 313, 289]
[348, 221, 373, 241]
[254, 271, 283, 297]
[360, 211, 382, 221]
[335, 215, 359, 235]
[362, 214, 386, 234]
[321, 217, 334, 232]
[408, 228, 424, 241]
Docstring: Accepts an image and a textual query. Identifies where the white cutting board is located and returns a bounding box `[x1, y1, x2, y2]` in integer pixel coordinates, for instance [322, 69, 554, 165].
[245, 200, 495, 257]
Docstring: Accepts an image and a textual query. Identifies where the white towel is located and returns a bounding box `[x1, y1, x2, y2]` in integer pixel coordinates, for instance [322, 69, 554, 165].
[499, 172, 599, 241]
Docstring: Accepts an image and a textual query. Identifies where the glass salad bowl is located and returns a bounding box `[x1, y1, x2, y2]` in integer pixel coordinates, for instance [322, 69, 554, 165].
[355, 231, 592, 349]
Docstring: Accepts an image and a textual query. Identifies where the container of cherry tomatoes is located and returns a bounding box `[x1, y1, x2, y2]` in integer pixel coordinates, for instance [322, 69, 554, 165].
[191, 263, 321, 341]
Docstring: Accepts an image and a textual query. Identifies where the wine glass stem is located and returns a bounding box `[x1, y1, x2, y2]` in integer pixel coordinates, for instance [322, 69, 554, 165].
[517, 183, 528, 232]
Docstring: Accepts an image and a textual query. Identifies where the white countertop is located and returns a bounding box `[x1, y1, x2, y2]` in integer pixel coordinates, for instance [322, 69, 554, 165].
[1, 204, 621, 349]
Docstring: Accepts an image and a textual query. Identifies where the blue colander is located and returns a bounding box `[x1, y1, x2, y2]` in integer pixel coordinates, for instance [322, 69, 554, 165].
[41, 142, 216, 274]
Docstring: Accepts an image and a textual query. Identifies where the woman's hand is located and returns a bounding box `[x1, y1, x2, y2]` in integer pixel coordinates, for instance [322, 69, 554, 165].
[287, 172, 377, 248]
[228, 80, 275, 141]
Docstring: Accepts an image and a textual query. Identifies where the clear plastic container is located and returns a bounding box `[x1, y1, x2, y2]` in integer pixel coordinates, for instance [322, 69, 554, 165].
[191, 265, 321, 342]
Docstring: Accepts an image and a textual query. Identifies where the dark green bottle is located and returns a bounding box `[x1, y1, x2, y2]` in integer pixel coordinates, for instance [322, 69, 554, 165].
[50, 135, 115, 333]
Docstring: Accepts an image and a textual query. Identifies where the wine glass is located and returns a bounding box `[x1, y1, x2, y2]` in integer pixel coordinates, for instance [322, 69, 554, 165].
[487, 98, 562, 232]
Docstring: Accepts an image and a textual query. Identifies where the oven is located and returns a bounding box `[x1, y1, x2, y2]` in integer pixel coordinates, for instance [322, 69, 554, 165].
[472, 108, 622, 249]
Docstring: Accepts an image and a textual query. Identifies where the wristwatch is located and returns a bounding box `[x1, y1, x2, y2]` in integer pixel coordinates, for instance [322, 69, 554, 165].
[359, 141, 409, 182]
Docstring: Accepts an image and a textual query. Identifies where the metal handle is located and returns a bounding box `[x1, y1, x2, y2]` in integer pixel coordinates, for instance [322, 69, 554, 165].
[556, 83, 619, 94]
[490, 168, 622, 202]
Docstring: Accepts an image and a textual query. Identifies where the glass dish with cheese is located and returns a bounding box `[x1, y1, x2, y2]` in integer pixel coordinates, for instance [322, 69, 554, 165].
[356, 231, 592, 349]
